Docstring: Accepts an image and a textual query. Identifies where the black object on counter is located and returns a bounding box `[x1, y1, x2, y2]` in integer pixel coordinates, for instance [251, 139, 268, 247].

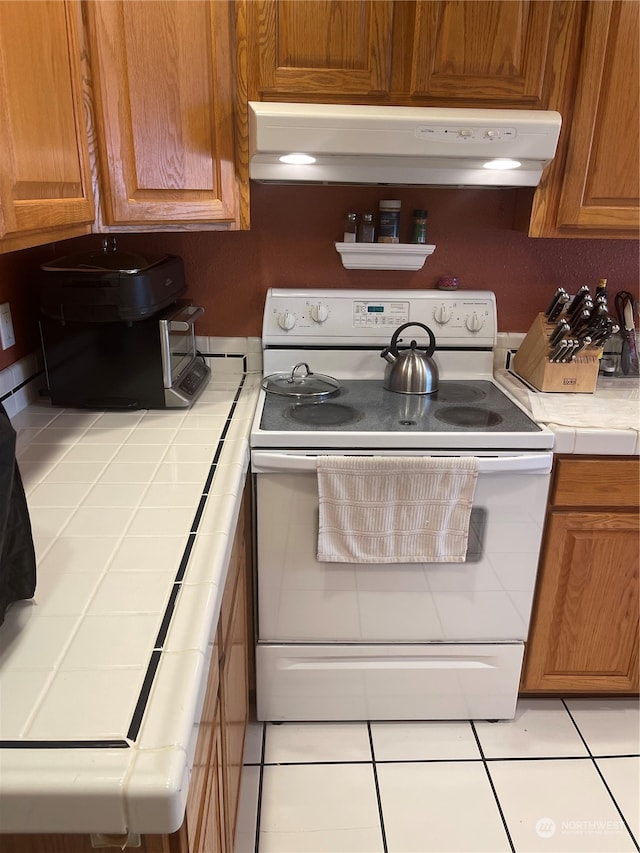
[40, 243, 186, 323]
[0, 402, 36, 626]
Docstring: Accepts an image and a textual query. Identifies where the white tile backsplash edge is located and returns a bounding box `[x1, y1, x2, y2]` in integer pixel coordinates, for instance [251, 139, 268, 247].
[1, 338, 263, 419]
[494, 332, 526, 374]
[196, 336, 263, 374]
[0, 351, 46, 419]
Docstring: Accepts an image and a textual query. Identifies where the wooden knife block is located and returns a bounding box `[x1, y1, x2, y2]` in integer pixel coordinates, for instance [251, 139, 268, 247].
[512, 313, 601, 393]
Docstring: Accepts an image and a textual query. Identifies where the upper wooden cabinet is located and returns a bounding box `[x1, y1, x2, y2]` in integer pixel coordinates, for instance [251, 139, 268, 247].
[529, 0, 639, 237]
[248, 0, 574, 108]
[0, 0, 94, 253]
[251, 0, 394, 97]
[409, 1, 560, 105]
[84, 0, 247, 228]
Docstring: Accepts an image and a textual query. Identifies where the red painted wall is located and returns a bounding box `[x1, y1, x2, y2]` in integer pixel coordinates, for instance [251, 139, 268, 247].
[1, 183, 638, 372]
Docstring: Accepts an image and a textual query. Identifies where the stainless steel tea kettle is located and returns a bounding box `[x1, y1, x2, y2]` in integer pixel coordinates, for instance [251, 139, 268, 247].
[381, 322, 439, 394]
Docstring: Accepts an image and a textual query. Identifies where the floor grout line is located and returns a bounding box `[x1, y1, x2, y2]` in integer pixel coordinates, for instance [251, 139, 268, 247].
[252, 721, 266, 853]
[367, 721, 389, 853]
[252, 752, 640, 766]
[562, 699, 640, 851]
[590, 756, 640, 851]
[470, 720, 516, 853]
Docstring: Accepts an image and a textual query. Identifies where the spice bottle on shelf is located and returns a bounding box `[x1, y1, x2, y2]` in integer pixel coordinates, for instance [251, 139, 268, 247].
[358, 213, 375, 242]
[377, 199, 401, 243]
[343, 212, 358, 243]
[410, 209, 428, 244]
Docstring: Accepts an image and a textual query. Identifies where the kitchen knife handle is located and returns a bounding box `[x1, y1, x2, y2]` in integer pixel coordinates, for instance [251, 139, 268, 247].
[549, 319, 570, 347]
[549, 339, 569, 362]
[544, 287, 566, 318]
[567, 286, 591, 317]
[547, 293, 569, 323]
[572, 336, 591, 356]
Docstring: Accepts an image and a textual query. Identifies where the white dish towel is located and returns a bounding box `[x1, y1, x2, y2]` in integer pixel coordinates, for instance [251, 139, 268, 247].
[317, 455, 479, 563]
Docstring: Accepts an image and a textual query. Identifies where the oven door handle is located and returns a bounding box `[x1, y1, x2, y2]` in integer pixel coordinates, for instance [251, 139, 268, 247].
[251, 451, 552, 475]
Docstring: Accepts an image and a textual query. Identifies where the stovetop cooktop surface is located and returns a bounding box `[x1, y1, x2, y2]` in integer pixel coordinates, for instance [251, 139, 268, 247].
[259, 380, 542, 435]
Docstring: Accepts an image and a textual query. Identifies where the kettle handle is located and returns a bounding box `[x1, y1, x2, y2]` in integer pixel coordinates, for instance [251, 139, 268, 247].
[389, 322, 436, 357]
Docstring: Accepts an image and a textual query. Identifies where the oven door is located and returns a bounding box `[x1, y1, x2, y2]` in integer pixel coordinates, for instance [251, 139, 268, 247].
[252, 450, 552, 645]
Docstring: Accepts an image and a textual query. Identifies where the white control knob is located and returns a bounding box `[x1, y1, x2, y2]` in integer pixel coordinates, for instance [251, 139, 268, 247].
[277, 310, 296, 331]
[433, 304, 452, 325]
[465, 312, 485, 332]
[310, 303, 329, 323]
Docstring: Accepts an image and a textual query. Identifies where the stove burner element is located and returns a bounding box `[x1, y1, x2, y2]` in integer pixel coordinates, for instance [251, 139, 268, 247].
[434, 406, 503, 428]
[432, 384, 487, 404]
[287, 402, 364, 427]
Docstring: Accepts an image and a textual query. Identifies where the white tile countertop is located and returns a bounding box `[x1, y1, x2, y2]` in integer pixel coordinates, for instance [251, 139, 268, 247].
[495, 369, 640, 455]
[0, 370, 261, 837]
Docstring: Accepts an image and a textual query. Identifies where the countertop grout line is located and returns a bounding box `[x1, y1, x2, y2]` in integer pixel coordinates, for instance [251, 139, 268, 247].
[122, 372, 248, 744]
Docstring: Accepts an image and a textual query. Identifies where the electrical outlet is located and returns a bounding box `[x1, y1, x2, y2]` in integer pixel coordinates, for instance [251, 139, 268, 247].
[0, 302, 16, 349]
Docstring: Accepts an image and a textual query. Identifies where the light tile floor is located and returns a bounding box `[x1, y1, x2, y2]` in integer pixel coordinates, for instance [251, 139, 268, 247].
[234, 698, 640, 853]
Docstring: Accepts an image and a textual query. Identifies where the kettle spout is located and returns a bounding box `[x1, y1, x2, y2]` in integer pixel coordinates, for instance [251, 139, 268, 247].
[380, 347, 396, 364]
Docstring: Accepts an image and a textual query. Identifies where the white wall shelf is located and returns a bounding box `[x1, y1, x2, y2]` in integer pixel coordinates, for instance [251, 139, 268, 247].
[335, 242, 436, 271]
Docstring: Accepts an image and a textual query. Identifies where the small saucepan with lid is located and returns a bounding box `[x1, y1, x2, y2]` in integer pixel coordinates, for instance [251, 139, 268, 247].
[261, 362, 341, 399]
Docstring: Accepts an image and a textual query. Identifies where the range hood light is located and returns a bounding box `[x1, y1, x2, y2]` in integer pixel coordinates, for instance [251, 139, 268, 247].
[483, 158, 522, 170]
[279, 153, 317, 165]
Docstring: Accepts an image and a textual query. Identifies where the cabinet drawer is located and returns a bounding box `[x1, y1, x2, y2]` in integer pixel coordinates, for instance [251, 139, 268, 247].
[552, 457, 640, 508]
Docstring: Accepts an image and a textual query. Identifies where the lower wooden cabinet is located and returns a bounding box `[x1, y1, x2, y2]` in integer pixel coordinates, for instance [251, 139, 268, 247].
[220, 569, 249, 852]
[180, 482, 250, 853]
[183, 627, 225, 853]
[522, 456, 640, 693]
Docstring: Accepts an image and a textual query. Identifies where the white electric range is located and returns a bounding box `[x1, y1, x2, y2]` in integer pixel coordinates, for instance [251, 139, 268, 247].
[250, 289, 553, 721]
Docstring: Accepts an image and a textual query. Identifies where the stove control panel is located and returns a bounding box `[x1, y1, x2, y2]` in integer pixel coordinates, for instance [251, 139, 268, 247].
[353, 300, 409, 328]
[263, 289, 496, 348]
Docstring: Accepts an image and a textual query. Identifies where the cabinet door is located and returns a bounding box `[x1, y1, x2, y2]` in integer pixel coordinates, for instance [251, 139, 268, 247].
[220, 569, 248, 852]
[555, 1, 639, 234]
[249, 0, 394, 98]
[85, 0, 241, 226]
[185, 640, 224, 853]
[523, 510, 640, 693]
[529, 0, 639, 237]
[0, 0, 93, 248]
[410, 1, 558, 104]
[200, 712, 226, 853]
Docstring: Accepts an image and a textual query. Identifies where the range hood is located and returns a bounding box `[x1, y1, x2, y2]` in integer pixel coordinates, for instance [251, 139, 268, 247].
[249, 102, 562, 188]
